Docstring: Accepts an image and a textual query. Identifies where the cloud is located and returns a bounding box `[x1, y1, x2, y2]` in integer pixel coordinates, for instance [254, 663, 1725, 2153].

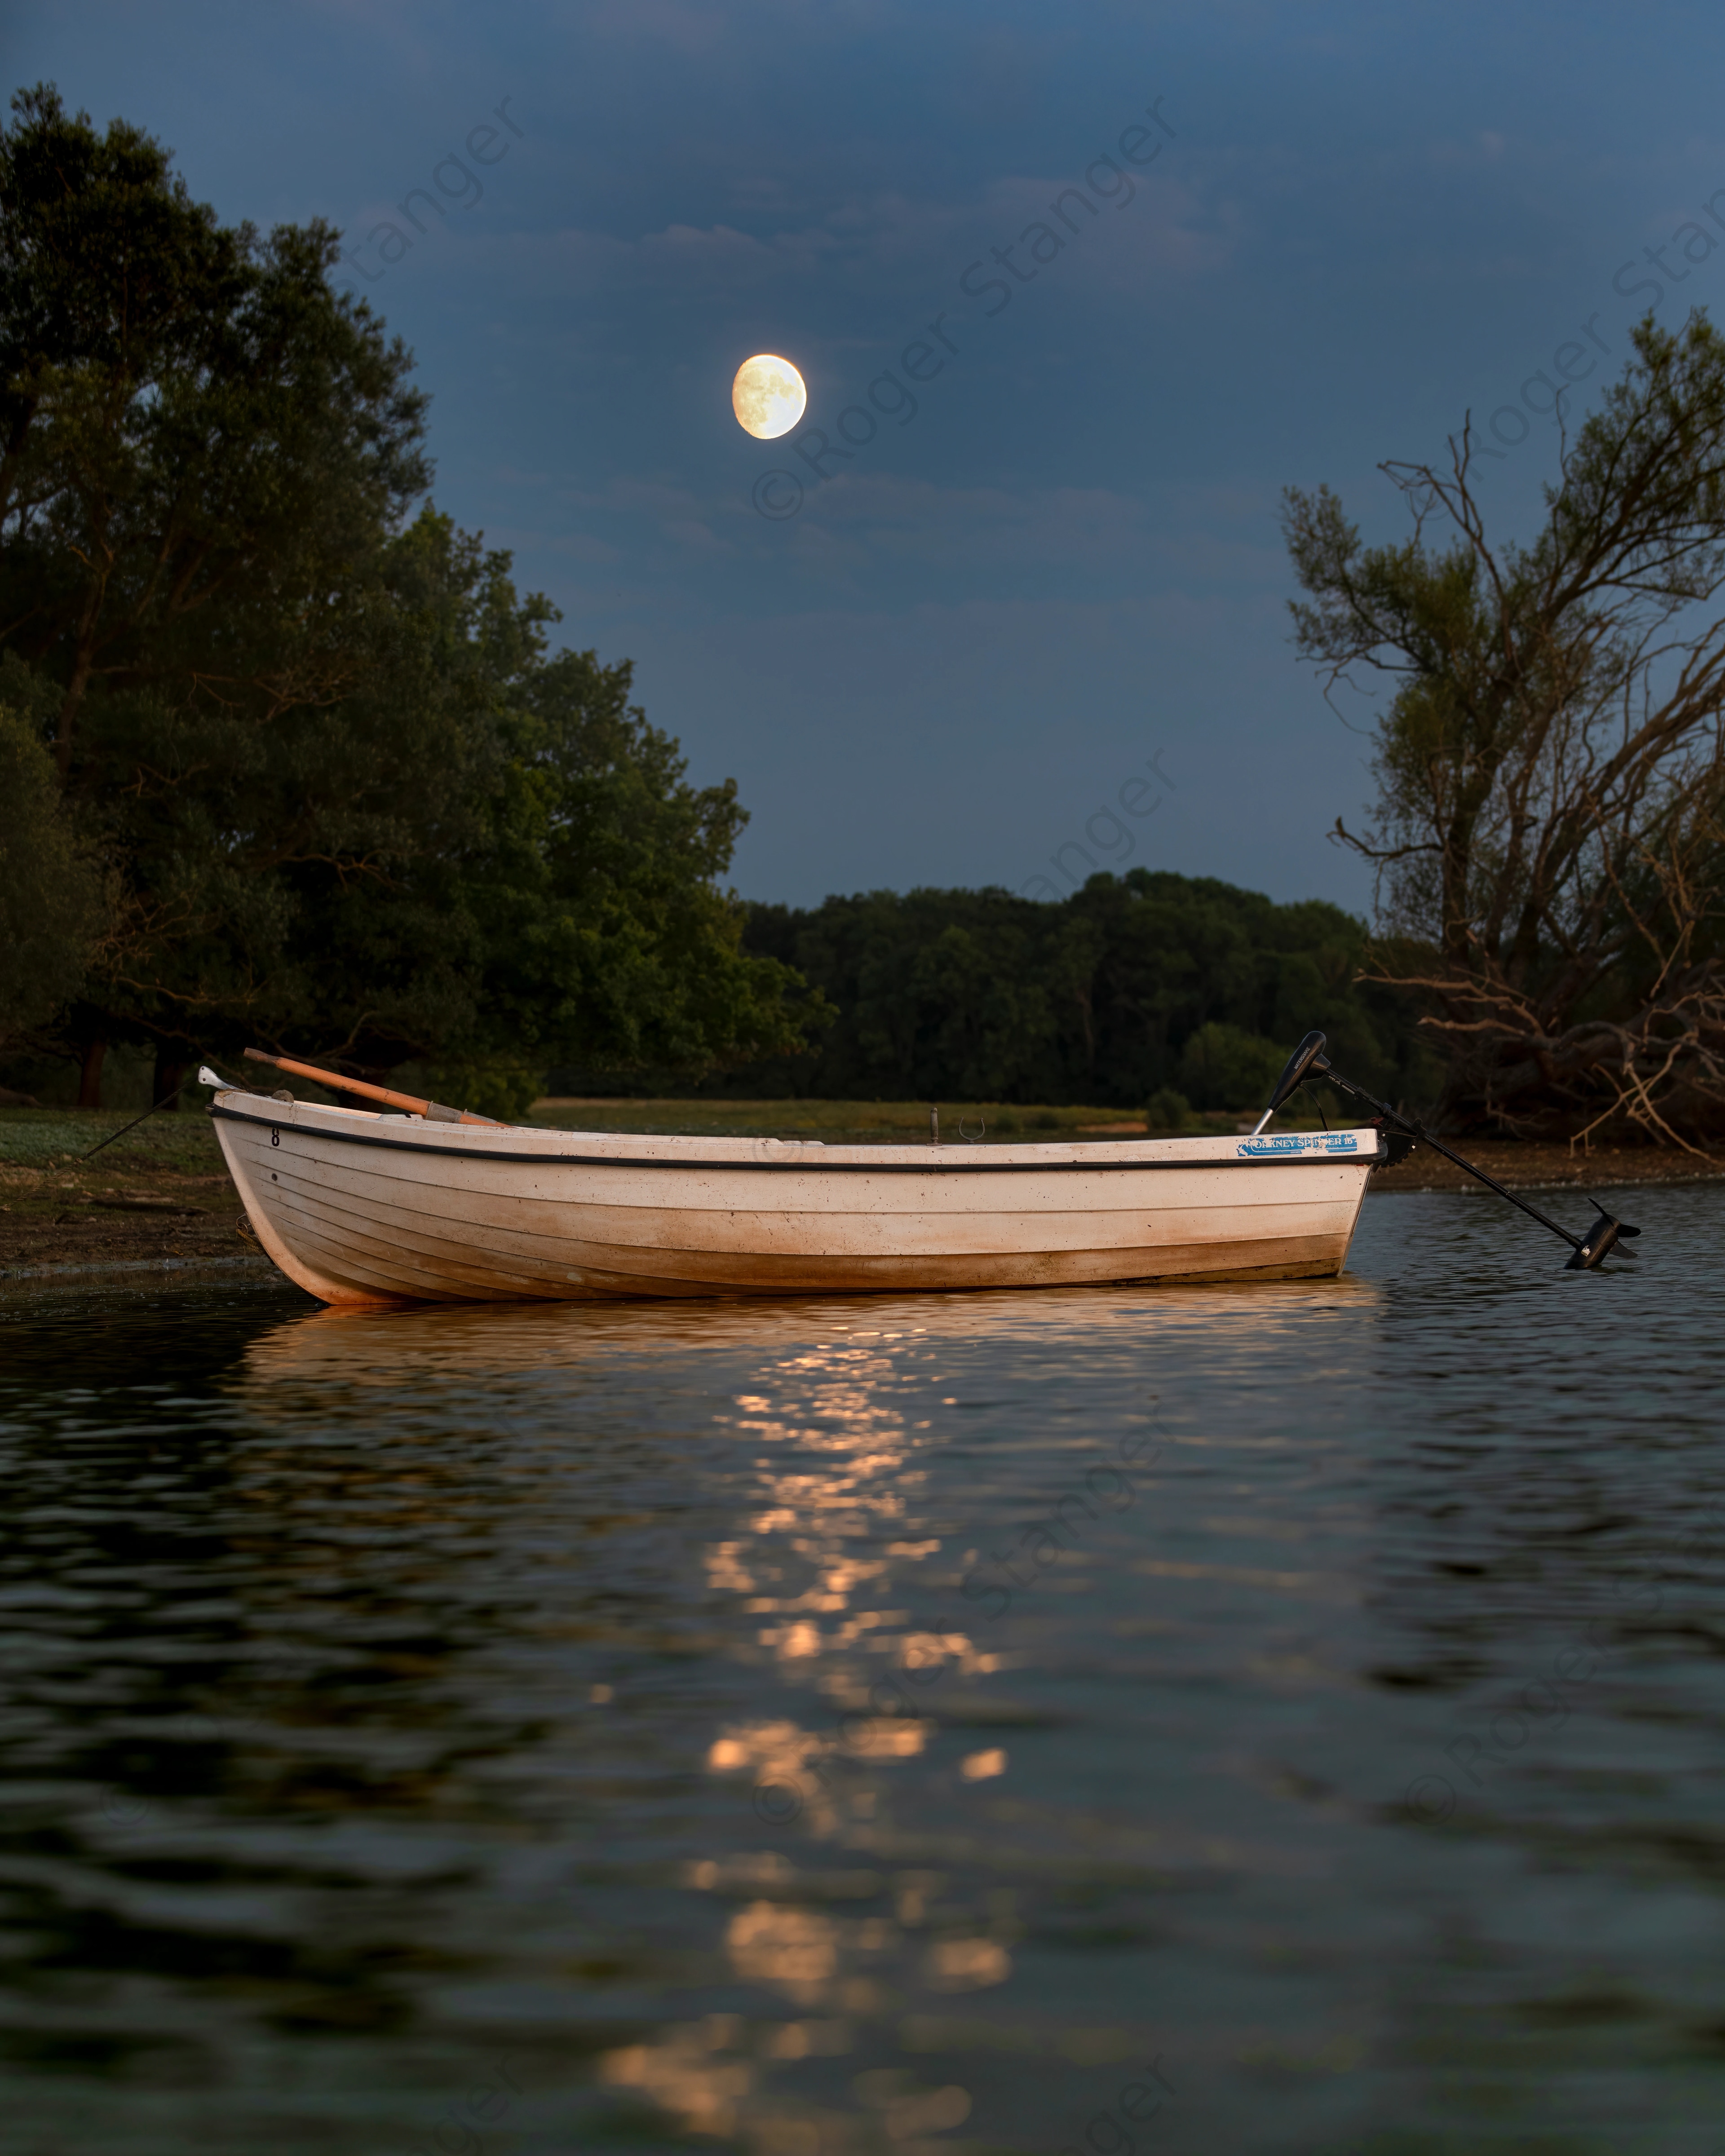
[706, 469, 1285, 594]
[473, 155, 1229, 314]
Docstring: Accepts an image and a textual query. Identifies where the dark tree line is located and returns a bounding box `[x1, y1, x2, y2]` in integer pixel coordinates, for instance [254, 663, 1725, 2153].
[552, 871, 1439, 1116]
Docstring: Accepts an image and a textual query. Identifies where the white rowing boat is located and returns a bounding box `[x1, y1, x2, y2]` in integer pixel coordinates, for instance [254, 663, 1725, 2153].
[205, 1073, 1385, 1307]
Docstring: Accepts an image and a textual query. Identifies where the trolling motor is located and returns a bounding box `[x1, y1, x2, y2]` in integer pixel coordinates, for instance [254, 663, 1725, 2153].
[1253, 1031, 1641, 1272]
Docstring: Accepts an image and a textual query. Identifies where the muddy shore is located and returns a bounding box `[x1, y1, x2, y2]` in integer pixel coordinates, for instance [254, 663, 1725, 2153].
[0, 1106, 252, 1279]
[1365, 1137, 1725, 1194]
[0, 1171, 255, 1275]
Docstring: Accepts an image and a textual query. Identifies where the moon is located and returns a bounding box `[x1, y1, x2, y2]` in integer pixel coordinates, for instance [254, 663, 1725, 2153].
[732, 354, 806, 440]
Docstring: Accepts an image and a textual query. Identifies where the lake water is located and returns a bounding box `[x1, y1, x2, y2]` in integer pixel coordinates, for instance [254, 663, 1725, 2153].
[2, 1185, 1723, 2156]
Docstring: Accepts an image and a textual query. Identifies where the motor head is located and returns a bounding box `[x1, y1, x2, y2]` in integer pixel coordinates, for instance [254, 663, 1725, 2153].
[1251, 1030, 1333, 1135]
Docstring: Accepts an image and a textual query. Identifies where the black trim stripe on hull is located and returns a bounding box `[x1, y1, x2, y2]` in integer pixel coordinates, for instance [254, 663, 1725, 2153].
[213, 1105, 1386, 1175]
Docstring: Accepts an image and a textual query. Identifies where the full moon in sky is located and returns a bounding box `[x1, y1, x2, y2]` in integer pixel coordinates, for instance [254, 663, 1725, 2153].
[732, 354, 806, 439]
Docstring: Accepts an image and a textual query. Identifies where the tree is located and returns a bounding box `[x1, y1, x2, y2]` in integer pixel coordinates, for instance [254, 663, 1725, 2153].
[0, 664, 105, 1051]
[15, 503, 819, 1110]
[739, 888, 1066, 1102]
[69, 508, 549, 1091]
[425, 632, 828, 1112]
[1284, 313, 1725, 1143]
[0, 83, 428, 780]
[0, 81, 430, 1099]
[1177, 1023, 1285, 1113]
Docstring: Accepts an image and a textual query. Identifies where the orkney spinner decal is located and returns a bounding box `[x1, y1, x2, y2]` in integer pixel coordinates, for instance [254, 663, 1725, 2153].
[1237, 1131, 1359, 1158]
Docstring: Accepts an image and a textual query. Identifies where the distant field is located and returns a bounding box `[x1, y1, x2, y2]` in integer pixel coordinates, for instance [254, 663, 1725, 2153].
[529, 1097, 1240, 1142]
[0, 1096, 1287, 1171]
[0, 1094, 1309, 1172]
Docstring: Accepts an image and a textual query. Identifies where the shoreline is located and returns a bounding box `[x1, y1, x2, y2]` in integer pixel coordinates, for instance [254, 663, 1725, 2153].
[1366, 1138, 1724, 1194]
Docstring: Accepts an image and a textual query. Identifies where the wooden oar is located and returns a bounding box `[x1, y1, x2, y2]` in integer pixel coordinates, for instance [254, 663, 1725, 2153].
[240, 1048, 506, 1127]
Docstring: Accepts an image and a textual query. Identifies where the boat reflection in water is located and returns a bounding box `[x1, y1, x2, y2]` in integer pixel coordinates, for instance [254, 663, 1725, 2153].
[243, 1273, 1380, 1387]
[226, 1278, 1382, 2149]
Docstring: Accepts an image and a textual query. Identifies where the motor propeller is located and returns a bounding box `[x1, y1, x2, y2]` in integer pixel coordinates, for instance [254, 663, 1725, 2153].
[1253, 1032, 1641, 1272]
[1567, 1199, 1642, 1271]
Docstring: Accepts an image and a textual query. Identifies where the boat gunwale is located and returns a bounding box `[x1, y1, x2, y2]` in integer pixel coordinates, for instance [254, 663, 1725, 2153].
[210, 1099, 1389, 1175]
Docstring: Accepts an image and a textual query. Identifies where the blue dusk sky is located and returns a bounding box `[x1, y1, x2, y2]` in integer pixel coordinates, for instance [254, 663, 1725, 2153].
[8, 0, 1725, 912]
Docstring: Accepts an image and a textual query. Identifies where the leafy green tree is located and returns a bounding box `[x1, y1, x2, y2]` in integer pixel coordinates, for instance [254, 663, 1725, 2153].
[19, 503, 819, 1105]
[425, 634, 826, 1108]
[1177, 1022, 1286, 1113]
[748, 888, 1065, 1101]
[1285, 312, 1725, 1140]
[1143, 1086, 1191, 1131]
[0, 81, 429, 1098]
[0, 666, 106, 1050]
[0, 82, 428, 781]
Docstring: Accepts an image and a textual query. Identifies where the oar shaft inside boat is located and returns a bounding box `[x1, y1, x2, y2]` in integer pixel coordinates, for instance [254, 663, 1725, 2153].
[241, 1048, 505, 1127]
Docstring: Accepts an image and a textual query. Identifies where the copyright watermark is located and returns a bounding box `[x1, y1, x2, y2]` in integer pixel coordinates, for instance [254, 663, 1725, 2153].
[751, 469, 803, 520]
[748, 1405, 1167, 1820]
[1018, 747, 1175, 901]
[1057, 2054, 1176, 2156]
[1402, 1775, 1457, 1824]
[752, 1778, 805, 1825]
[332, 96, 525, 299]
[1469, 172, 1725, 466]
[750, 95, 1175, 521]
[98, 1786, 154, 1828]
[1402, 1504, 1725, 1823]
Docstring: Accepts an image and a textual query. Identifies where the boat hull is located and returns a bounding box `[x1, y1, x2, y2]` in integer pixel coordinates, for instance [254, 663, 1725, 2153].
[210, 1091, 1383, 1307]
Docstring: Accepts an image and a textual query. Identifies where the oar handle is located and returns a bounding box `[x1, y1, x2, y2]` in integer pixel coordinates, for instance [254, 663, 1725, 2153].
[240, 1048, 505, 1127]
